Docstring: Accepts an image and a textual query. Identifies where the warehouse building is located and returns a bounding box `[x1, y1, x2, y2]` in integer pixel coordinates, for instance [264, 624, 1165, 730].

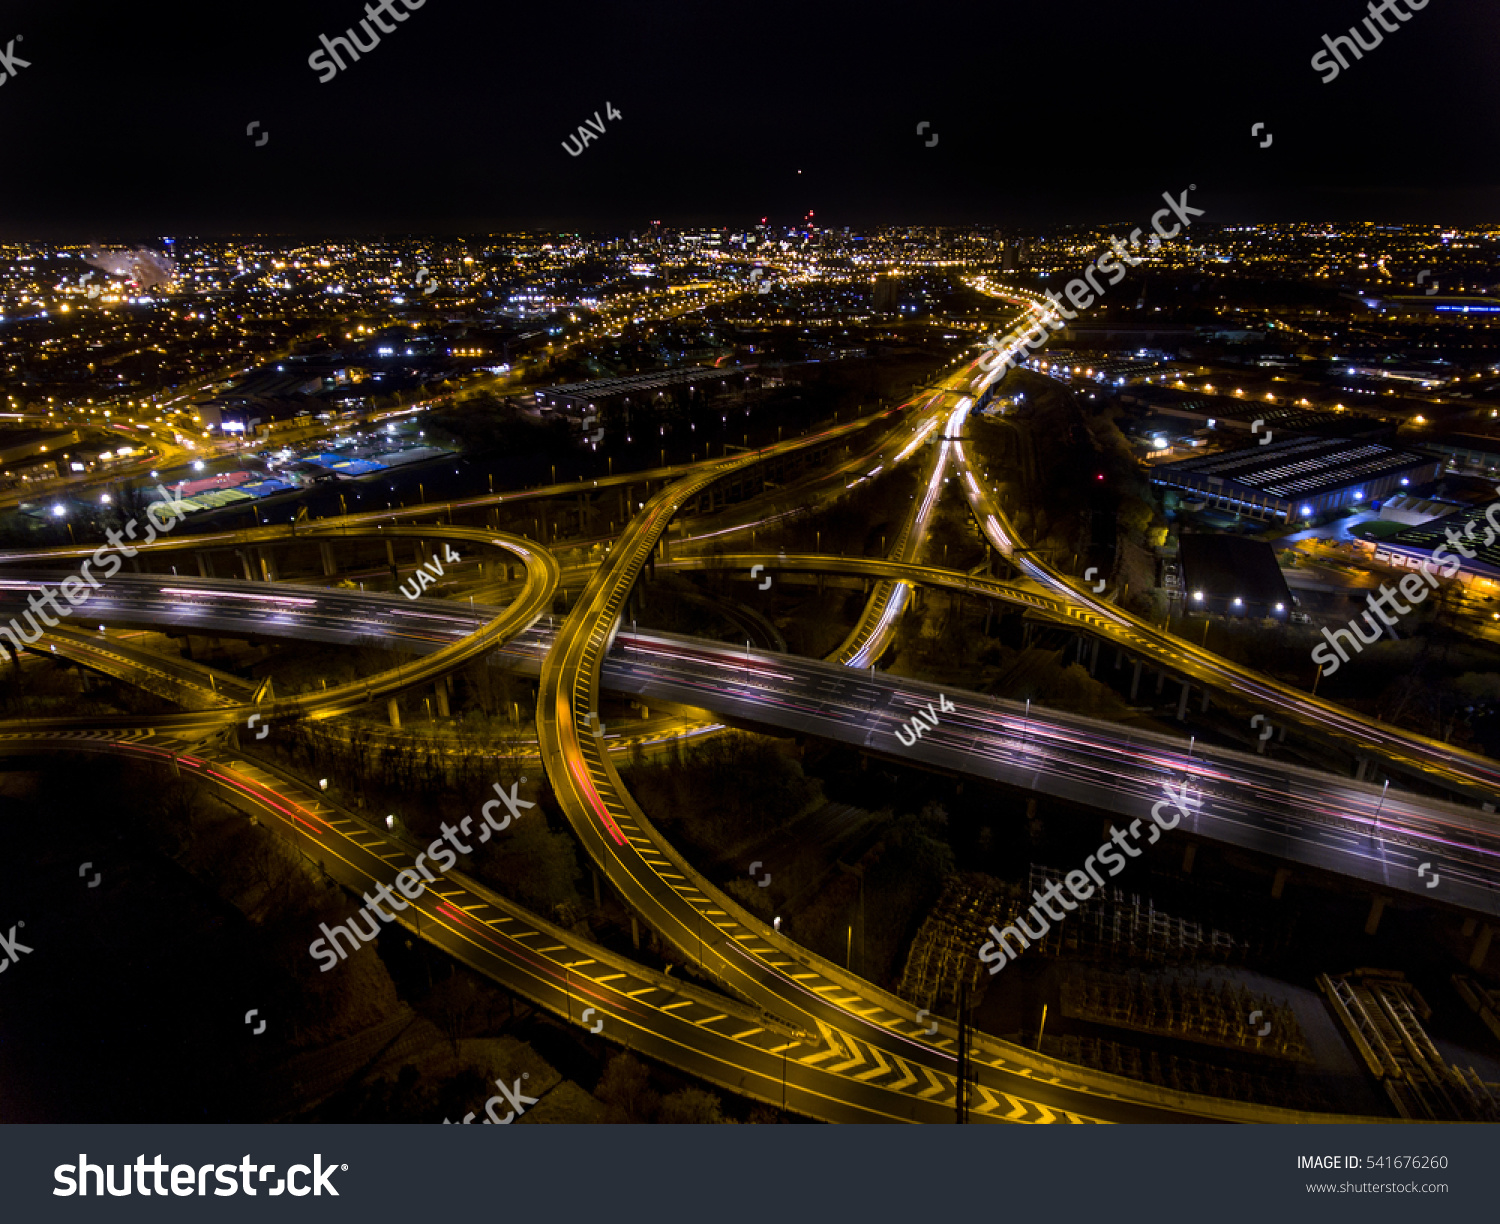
[1178, 534, 1293, 619]
[1151, 436, 1441, 524]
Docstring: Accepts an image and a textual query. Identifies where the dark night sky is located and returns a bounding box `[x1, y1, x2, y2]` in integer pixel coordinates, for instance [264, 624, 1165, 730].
[2, 0, 1497, 239]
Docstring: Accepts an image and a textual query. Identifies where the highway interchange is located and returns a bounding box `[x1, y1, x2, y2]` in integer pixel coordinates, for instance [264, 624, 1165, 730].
[1, 335, 1488, 1123]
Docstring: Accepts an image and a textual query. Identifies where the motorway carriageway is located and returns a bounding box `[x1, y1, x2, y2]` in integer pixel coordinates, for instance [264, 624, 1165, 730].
[7, 573, 1496, 919]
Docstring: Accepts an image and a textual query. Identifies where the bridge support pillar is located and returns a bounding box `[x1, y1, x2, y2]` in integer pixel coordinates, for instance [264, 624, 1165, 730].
[1471, 924, 1493, 971]
[1089, 639, 1100, 676]
[239, 551, 255, 581]
[435, 683, 449, 718]
[1176, 681, 1190, 721]
[385, 538, 396, 567]
[1200, 688, 1210, 713]
[817, 572, 824, 595]
[1355, 756, 1369, 782]
[1271, 867, 1291, 900]
[387, 699, 401, 730]
[1114, 648, 1124, 670]
[413, 542, 425, 566]
[631, 915, 640, 950]
[1130, 660, 1142, 701]
[196, 552, 210, 579]
[259, 549, 277, 582]
[1155, 669, 1166, 696]
[1182, 845, 1196, 874]
[1364, 895, 1387, 936]
[320, 542, 337, 576]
